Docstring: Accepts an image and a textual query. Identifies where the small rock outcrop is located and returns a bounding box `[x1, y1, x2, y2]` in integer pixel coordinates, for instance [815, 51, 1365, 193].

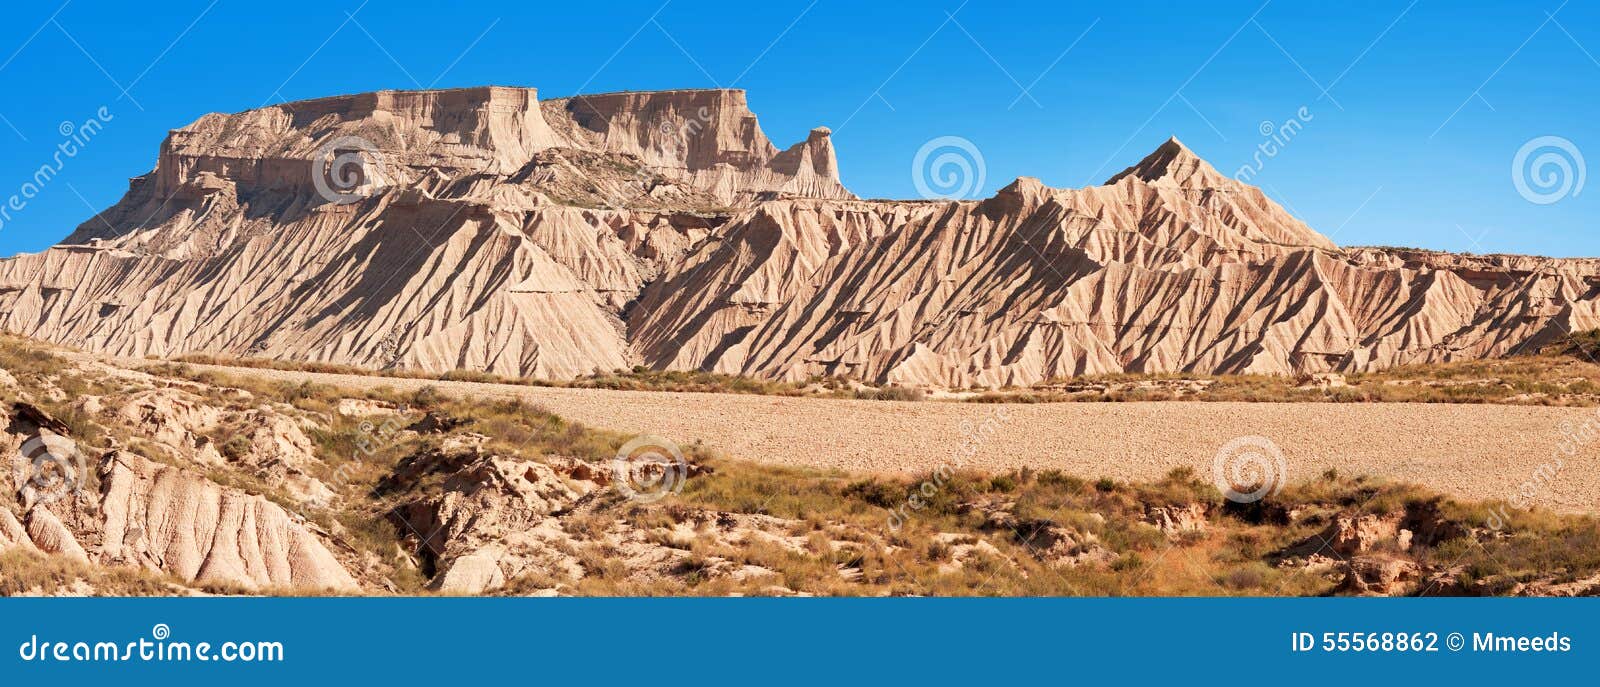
[1322, 514, 1410, 557]
[1339, 555, 1421, 595]
[24, 507, 88, 562]
[0, 510, 33, 551]
[382, 442, 594, 594]
[97, 452, 359, 592]
[1145, 503, 1210, 538]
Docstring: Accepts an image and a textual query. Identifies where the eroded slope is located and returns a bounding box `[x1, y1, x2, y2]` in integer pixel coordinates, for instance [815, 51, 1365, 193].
[0, 87, 1594, 386]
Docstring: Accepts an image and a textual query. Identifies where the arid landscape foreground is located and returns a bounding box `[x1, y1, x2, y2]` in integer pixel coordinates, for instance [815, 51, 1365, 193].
[3, 334, 1599, 598]
[158, 355, 1597, 513]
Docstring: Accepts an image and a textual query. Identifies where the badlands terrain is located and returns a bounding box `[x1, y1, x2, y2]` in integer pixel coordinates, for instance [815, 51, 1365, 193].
[0, 86, 1597, 386]
[1, 85, 1598, 597]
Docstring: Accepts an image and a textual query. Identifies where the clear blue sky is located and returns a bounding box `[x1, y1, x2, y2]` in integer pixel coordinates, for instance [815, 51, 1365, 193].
[0, 0, 1593, 257]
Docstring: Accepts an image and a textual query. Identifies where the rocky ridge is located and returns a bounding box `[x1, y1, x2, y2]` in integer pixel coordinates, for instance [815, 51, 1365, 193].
[0, 86, 1594, 387]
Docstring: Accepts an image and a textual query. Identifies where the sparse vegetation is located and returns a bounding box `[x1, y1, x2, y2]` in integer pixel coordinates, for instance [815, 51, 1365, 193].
[850, 385, 926, 401]
[167, 354, 860, 398]
[5, 333, 1600, 597]
[0, 548, 179, 596]
[156, 328, 1600, 408]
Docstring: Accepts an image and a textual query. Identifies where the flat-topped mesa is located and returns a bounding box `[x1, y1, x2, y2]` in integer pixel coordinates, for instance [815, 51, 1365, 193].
[542, 89, 854, 203]
[64, 86, 569, 246]
[65, 86, 855, 246]
[150, 86, 854, 205]
[156, 86, 562, 195]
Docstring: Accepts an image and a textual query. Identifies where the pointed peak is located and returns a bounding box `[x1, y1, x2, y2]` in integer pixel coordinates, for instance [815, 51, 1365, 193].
[1160, 136, 1196, 158]
[1098, 136, 1339, 251]
[999, 176, 1049, 194]
[978, 177, 1053, 215]
[1105, 136, 1213, 186]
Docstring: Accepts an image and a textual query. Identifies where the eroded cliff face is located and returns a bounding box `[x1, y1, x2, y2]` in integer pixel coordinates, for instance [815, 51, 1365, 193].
[0, 87, 843, 380]
[631, 139, 1600, 385]
[0, 86, 1594, 387]
[543, 89, 851, 204]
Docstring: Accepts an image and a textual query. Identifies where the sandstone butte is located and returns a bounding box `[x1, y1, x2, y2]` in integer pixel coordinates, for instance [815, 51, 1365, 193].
[1, 85, 1595, 388]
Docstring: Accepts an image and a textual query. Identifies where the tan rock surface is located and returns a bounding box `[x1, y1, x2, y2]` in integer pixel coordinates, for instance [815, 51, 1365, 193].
[93, 387, 333, 503]
[1339, 555, 1422, 595]
[1145, 503, 1210, 538]
[97, 451, 358, 592]
[382, 443, 591, 594]
[24, 507, 88, 562]
[543, 89, 852, 204]
[0, 509, 33, 551]
[0, 87, 1594, 388]
[634, 143, 1600, 385]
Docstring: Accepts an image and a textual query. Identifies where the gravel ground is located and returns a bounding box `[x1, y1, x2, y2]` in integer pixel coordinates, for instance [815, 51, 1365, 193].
[154, 360, 1600, 513]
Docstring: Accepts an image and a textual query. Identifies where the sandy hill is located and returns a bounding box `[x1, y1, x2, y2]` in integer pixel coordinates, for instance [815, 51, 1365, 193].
[0, 86, 1595, 387]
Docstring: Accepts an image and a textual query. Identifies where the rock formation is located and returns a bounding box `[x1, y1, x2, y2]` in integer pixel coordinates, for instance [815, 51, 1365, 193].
[1, 398, 361, 593]
[379, 435, 592, 594]
[97, 451, 359, 591]
[0, 86, 1595, 387]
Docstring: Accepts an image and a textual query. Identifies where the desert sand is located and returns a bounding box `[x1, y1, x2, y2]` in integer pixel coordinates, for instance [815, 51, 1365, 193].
[164, 358, 1599, 514]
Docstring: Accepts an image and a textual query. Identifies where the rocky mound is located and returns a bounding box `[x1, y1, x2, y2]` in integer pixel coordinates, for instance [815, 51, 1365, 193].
[1, 406, 359, 592]
[97, 451, 358, 591]
[0, 86, 1594, 386]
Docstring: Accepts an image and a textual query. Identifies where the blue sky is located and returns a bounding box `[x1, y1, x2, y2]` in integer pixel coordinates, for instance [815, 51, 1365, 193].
[0, 0, 1594, 257]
